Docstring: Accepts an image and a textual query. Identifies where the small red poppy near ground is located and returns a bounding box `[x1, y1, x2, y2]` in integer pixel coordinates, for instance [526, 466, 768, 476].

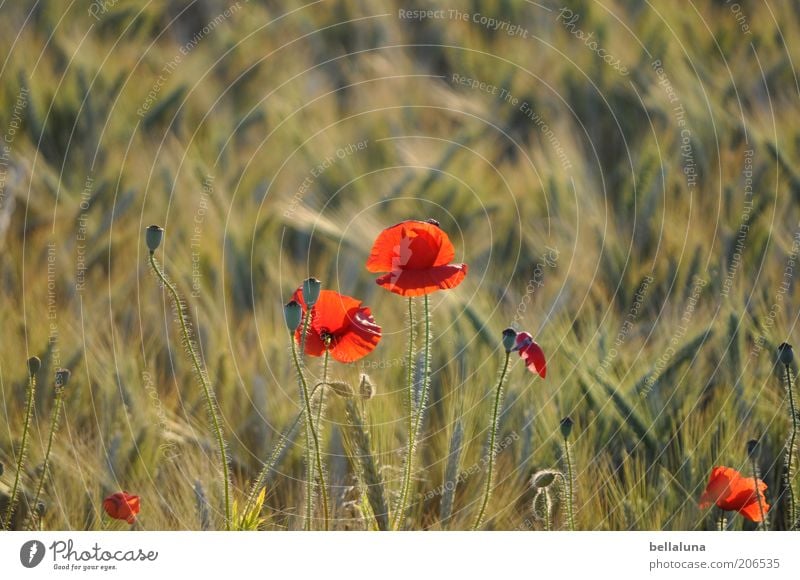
[366, 220, 468, 296]
[699, 466, 769, 522]
[513, 331, 547, 378]
[103, 491, 140, 524]
[292, 287, 381, 363]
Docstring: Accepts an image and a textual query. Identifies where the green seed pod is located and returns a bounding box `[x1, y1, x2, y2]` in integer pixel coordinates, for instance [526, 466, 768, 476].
[284, 300, 302, 331]
[532, 469, 561, 489]
[146, 225, 164, 253]
[55, 368, 71, 389]
[359, 374, 375, 400]
[27, 356, 41, 376]
[327, 381, 354, 398]
[501, 328, 517, 353]
[302, 277, 322, 307]
[560, 417, 574, 439]
[778, 342, 794, 366]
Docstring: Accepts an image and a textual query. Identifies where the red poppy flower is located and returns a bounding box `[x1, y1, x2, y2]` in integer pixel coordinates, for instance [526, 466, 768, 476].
[699, 466, 769, 522]
[103, 491, 140, 524]
[292, 288, 381, 363]
[365, 220, 468, 297]
[513, 332, 546, 378]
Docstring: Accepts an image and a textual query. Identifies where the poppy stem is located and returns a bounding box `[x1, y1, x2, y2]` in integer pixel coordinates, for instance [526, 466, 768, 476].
[148, 251, 232, 531]
[298, 309, 315, 530]
[290, 334, 330, 530]
[242, 383, 325, 522]
[749, 455, 767, 531]
[784, 363, 798, 530]
[307, 349, 330, 524]
[2, 369, 36, 530]
[563, 434, 576, 531]
[28, 383, 66, 530]
[394, 295, 430, 530]
[717, 510, 727, 531]
[472, 351, 511, 530]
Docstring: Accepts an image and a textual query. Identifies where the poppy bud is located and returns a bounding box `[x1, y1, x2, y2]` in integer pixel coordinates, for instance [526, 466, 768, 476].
[532, 469, 560, 489]
[359, 374, 375, 400]
[326, 380, 354, 398]
[35, 501, 46, 517]
[284, 300, 302, 331]
[27, 356, 41, 377]
[502, 328, 517, 353]
[778, 342, 794, 366]
[145, 225, 164, 253]
[560, 417, 574, 439]
[55, 368, 71, 389]
[302, 277, 322, 307]
[746, 439, 759, 458]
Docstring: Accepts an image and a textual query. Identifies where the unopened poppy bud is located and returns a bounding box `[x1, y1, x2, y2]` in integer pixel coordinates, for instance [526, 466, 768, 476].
[359, 374, 375, 400]
[327, 380, 353, 398]
[560, 417, 574, 439]
[55, 368, 71, 389]
[778, 342, 794, 366]
[146, 225, 164, 253]
[284, 300, 302, 331]
[746, 439, 759, 458]
[532, 469, 559, 489]
[302, 277, 322, 307]
[35, 501, 46, 516]
[27, 356, 41, 376]
[502, 328, 517, 353]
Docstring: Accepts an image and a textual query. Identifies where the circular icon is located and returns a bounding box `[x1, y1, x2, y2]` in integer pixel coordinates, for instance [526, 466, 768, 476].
[20, 540, 46, 568]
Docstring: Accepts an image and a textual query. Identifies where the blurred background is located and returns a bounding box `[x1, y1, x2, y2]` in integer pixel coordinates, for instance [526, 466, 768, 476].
[1, 0, 799, 530]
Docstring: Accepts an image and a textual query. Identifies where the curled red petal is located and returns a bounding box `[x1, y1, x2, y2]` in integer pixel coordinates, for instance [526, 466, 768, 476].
[518, 340, 546, 378]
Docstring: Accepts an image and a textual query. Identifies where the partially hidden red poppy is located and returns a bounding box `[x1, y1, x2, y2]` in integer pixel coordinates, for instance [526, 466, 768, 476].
[365, 220, 468, 297]
[513, 331, 546, 378]
[292, 288, 381, 363]
[699, 466, 769, 522]
[103, 491, 140, 524]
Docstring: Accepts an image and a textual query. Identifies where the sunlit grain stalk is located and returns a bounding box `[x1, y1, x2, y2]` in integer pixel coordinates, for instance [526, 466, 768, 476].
[290, 334, 330, 530]
[560, 417, 576, 531]
[147, 230, 232, 531]
[2, 357, 39, 530]
[28, 369, 70, 530]
[394, 295, 430, 530]
[472, 350, 511, 530]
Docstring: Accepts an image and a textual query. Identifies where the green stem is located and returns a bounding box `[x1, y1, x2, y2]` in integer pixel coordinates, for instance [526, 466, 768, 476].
[291, 337, 329, 530]
[3, 373, 36, 530]
[394, 295, 431, 530]
[28, 386, 66, 530]
[472, 351, 511, 530]
[298, 310, 314, 530]
[149, 251, 231, 530]
[717, 510, 727, 531]
[241, 382, 324, 523]
[785, 363, 798, 530]
[564, 436, 576, 531]
[750, 455, 767, 531]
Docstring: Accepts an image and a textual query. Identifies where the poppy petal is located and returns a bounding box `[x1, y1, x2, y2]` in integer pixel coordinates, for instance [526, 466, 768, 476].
[739, 497, 769, 522]
[519, 341, 547, 378]
[375, 263, 467, 297]
[366, 221, 456, 272]
[329, 307, 382, 363]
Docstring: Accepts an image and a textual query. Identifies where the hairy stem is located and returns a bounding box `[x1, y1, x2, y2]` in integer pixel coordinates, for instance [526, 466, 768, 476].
[3, 373, 36, 530]
[394, 296, 430, 530]
[563, 437, 576, 531]
[750, 455, 767, 531]
[291, 337, 329, 530]
[298, 310, 314, 529]
[149, 252, 231, 530]
[784, 363, 798, 530]
[28, 386, 66, 530]
[472, 351, 511, 530]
